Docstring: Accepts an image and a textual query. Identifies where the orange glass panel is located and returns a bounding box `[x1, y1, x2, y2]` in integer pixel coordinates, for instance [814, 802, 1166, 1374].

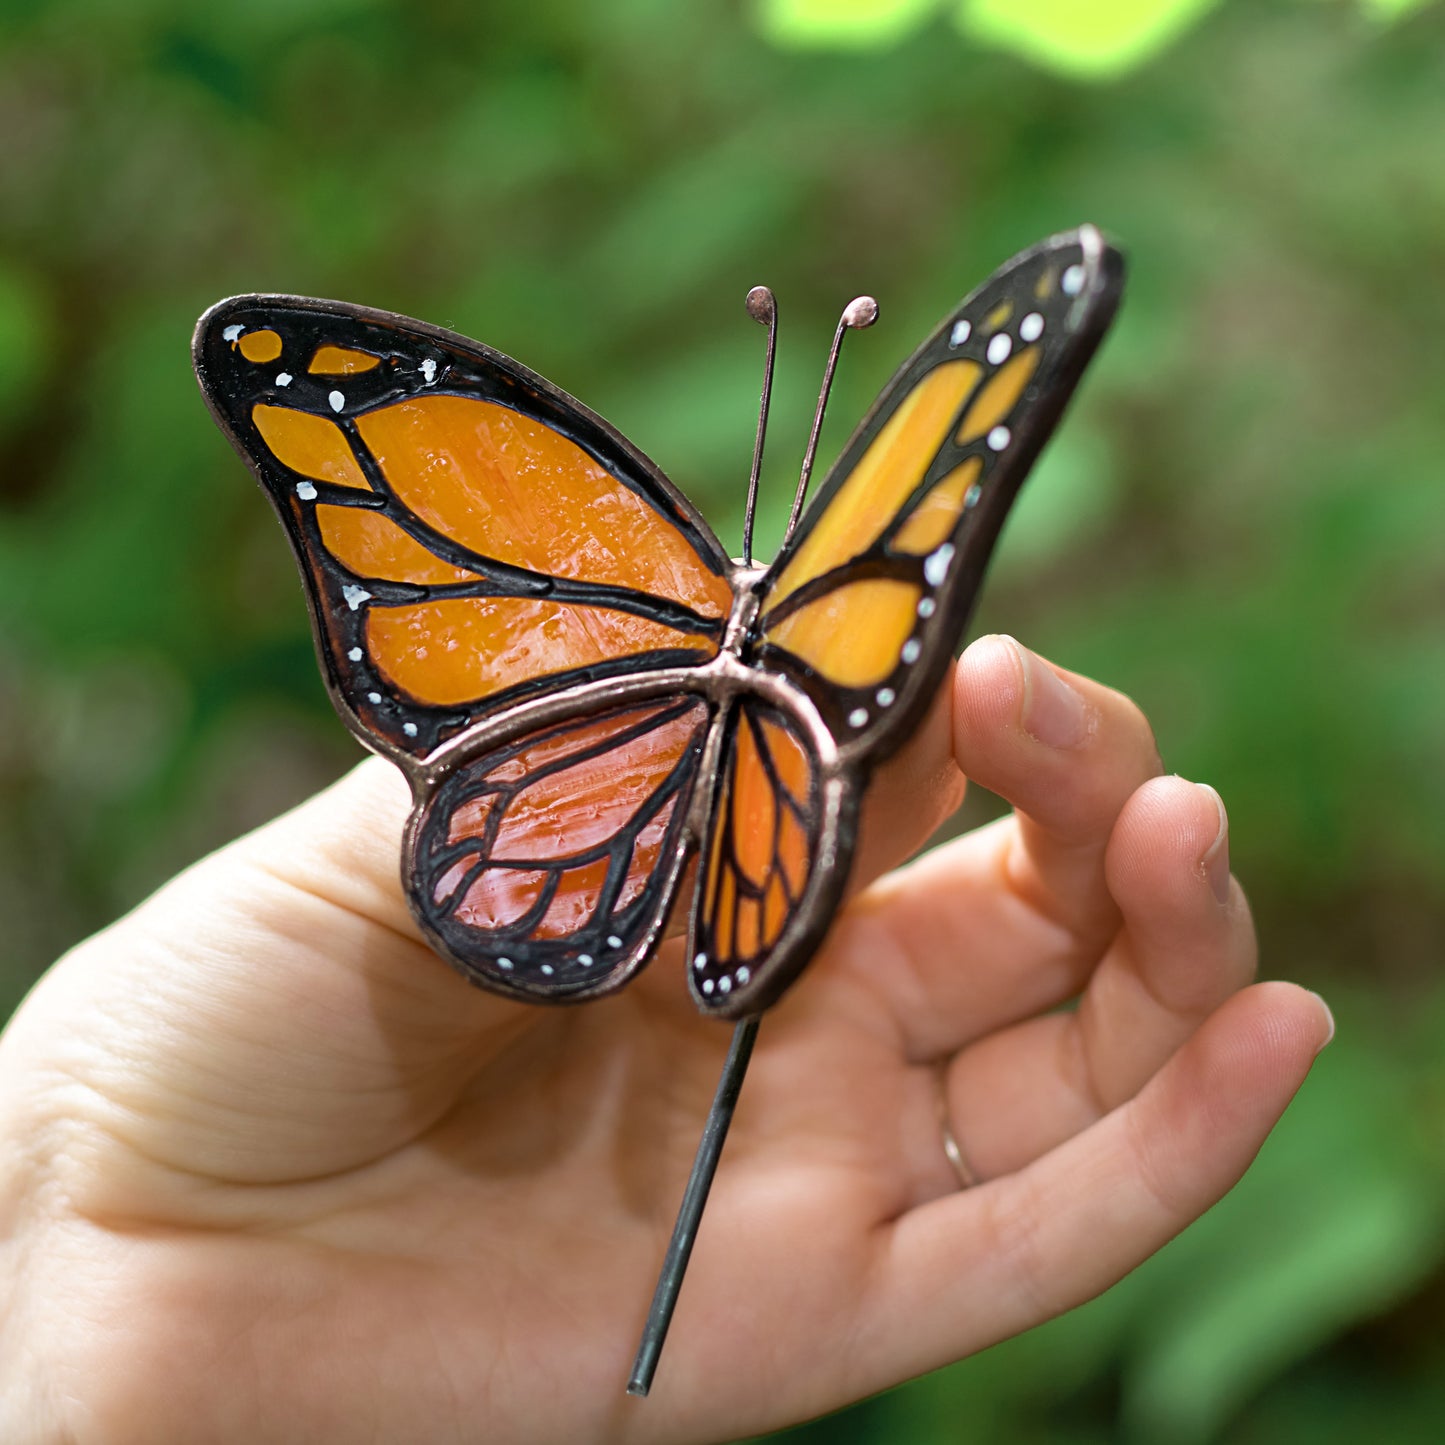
[432, 853, 479, 906]
[355, 396, 731, 615]
[617, 797, 680, 911]
[309, 345, 381, 374]
[317, 506, 474, 586]
[762, 874, 789, 945]
[982, 301, 1013, 334]
[253, 405, 370, 490]
[765, 359, 983, 609]
[534, 857, 611, 938]
[238, 330, 283, 363]
[730, 718, 776, 889]
[367, 597, 714, 706]
[488, 705, 702, 862]
[715, 865, 737, 960]
[447, 794, 495, 845]
[767, 579, 920, 688]
[778, 809, 809, 897]
[735, 896, 762, 959]
[956, 348, 1040, 445]
[456, 868, 548, 928]
[759, 718, 811, 807]
[892, 456, 984, 555]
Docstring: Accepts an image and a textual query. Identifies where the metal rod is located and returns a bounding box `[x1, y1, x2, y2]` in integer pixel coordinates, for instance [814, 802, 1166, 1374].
[626, 1015, 761, 1397]
[741, 287, 777, 568]
[781, 294, 878, 547]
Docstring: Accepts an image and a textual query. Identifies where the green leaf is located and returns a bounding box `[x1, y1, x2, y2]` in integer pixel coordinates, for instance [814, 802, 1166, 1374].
[754, 0, 944, 48]
[956, 0, 1226, 79]
[1359, 0, 1437, 20]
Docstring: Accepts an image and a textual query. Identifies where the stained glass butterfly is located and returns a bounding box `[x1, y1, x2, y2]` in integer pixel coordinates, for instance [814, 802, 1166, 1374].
[194, 224, 1124, 1392]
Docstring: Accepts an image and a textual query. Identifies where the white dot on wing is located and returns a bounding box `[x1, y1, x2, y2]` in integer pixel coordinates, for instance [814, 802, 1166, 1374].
[694, 953, 706, 971]
[607, 934, 624, 949]
[949, 320, 971, 348]
[987, 426, 1011, 451]
[402, 722, 417, 737]
[987, 333, 1011, 365]
[917, 597, 936, 618]
[276, 372, 292, 387]
[295, 481, 317, 501]
[579, 954, 593, 966]
[736, 966, 750, 985]
[901, 639, 921, 664]
[923, 542, 955, 587]
[719, 976, 732, 994]
[1020, 312, 1044, 342]
[347, 646, 363, 661]
[328, 390, 345, 412]
[964, 483, 982, 509]
[1062, 264, 1086, 296]
[848, 707, 868, 728]
[877, 687, 895, 707]
[498, 957, 513, 970]
[702, 978, 715, 995]
[342, 585, 372, 611]
[222, 324, 243, 342]
[367, 691, 381, 704]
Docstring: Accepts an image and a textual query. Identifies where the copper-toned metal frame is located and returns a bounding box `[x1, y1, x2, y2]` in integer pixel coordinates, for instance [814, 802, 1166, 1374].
[192, 225, 1125, 1025]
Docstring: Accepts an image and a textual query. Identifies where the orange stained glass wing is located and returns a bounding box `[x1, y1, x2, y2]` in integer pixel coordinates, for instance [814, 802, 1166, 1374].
[691, 701, 819, 1005]
[365, 596, 716, 707]
[765, 578, 921, 688]
[354, 394, 733, 618]
[409, 698, 710, 995]
[766, 360, 981, 610]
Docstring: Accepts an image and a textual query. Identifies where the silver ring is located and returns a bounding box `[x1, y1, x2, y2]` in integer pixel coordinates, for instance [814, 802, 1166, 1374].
[935, 1062, 977, 1190]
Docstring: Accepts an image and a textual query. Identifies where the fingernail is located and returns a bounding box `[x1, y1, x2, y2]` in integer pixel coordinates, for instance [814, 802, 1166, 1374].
[1309, 991, 1336, 1052]
[1197, 783, 1231, 904]
[1012, 638, 1093, 750]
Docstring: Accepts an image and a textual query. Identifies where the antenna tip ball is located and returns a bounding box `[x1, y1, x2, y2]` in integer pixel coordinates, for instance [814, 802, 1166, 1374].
[745, 286, 776, 323]
[843, 296, 879, 329]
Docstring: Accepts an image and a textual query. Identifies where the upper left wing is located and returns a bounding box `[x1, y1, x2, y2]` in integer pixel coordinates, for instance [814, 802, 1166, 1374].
[194, 296, 736, 768]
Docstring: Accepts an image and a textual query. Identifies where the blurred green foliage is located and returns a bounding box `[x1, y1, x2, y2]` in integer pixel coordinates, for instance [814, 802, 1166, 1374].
[2, 0, 1445, 1440]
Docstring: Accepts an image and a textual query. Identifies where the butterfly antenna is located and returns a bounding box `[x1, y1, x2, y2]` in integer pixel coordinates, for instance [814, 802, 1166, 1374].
[627, 1015, 761, 1397]
[781, 294, 879, 546]
[741, 286, 777, 568]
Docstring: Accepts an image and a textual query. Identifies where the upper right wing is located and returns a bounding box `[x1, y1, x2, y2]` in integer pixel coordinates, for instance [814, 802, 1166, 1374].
[755, 226, 1124, 764]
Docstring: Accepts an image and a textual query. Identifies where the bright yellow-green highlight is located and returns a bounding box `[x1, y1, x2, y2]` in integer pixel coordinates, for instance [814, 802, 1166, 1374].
[956, 0, 1224, 79]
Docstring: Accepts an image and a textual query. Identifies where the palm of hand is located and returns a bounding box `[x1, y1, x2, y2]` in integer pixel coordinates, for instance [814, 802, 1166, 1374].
[0, 641, 1329, 1445]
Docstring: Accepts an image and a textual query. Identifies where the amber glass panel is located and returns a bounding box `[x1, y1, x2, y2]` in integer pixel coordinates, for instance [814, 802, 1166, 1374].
[715, 867, 736, 959]
[956, 348, 1040, 445]
[759, 718, 811, 805]
[777, 809, 809, 896]
[763, 874, 789, 945]
[456, 868, 548, 928]
[892, 456, 984, 555]
[617, 797, 681, 911]
[767, 361, 982, 608]
[253, 405, 370, 490]
[736, 897, 762, 958]
[238, 330, 283, 363]
[309, 345, 381, 374]
[317, 506, 474, 585]
[767, 579, 920, 688]
[355, 396, 732, 614]
[981, 301, 1013, 334]
[730, 718, 777, 888]
[367, 597, 713, 706]
[535, 857, 612, 938]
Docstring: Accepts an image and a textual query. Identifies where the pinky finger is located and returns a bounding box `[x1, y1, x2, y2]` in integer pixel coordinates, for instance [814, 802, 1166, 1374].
[856, 982, 1333, 1390]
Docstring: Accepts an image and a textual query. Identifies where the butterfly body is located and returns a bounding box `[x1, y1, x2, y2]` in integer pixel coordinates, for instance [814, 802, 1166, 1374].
[194, 225, 1124, 1023]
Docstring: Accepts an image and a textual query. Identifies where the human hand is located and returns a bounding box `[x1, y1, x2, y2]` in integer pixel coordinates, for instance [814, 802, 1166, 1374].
[0, 636, 1331, 1444]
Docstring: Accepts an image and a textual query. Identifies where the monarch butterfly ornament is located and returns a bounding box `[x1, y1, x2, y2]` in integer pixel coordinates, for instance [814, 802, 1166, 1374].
[194, 225, 1125, 1394]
